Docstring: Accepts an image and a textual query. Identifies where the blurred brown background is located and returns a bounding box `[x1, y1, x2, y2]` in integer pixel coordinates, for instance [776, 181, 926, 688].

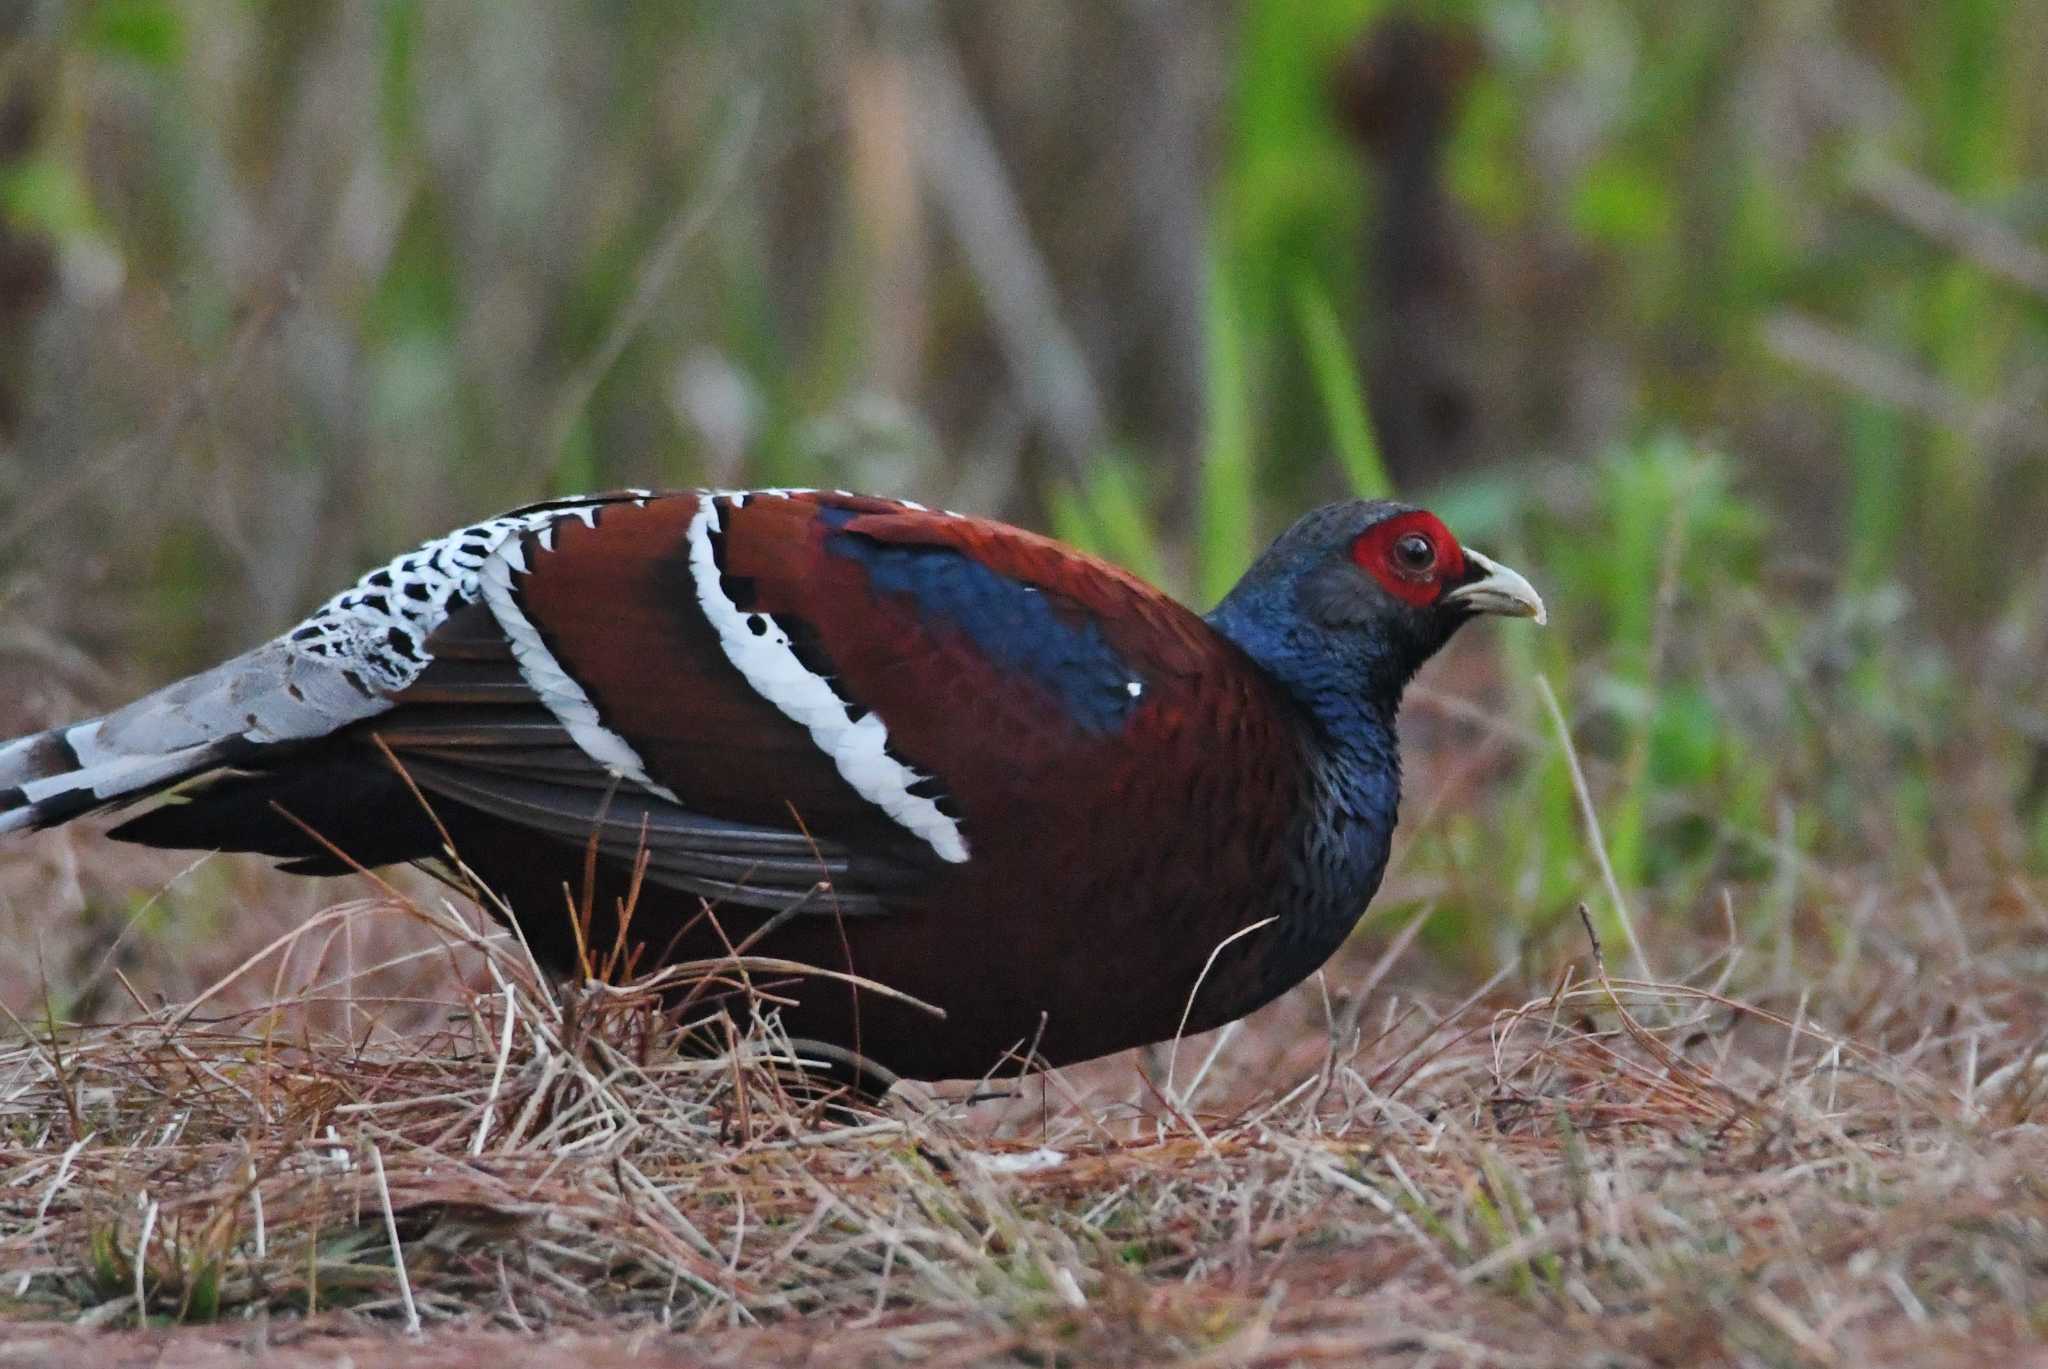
[3, 0, 2047, 1035]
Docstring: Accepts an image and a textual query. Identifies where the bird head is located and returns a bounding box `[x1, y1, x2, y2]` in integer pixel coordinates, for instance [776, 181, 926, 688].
[1208, 500, 1544, 712]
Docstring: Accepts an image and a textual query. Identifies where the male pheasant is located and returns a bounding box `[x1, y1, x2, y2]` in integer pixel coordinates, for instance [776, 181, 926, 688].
[0, 490, 1542, 1087]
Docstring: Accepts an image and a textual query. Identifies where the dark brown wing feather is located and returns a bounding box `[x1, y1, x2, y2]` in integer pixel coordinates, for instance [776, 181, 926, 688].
[362, 599, 913, 915]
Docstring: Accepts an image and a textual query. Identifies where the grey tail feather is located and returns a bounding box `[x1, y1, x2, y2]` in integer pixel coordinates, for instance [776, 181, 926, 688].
[0, 718, 246, 837]
[0, 637, 393, 839]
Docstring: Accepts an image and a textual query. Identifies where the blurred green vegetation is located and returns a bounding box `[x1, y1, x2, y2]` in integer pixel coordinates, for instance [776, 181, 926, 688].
[3, 0, 2047, 982]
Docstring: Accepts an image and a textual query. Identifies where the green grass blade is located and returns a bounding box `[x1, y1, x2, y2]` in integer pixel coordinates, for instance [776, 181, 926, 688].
[1199, 257, 1256, 607]
[1291, 272, 1393, 499]
[1048, 453, 1168, 588]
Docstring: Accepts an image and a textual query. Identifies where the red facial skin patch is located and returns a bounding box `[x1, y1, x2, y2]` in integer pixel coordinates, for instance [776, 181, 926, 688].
[1349, 511, 1467, 608]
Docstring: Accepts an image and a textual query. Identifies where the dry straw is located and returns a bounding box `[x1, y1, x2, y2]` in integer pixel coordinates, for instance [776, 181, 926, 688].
[0, 859, 2044, 1363]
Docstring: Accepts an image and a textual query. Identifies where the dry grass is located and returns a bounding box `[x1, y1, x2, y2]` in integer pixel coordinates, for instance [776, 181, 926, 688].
[2, 613, 2043, 1365]
[4, 850, 2048, 1368]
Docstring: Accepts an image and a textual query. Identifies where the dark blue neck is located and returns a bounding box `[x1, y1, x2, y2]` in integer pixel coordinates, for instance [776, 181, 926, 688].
[1203, 592, 1408, 1000]
[1204, 582, 1414, 761]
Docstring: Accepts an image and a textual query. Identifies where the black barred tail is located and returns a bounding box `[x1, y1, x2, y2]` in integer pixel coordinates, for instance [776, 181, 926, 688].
[0, 718, 246, 837]
[0, 709, 439, 873]
[0, 637, 401, 842]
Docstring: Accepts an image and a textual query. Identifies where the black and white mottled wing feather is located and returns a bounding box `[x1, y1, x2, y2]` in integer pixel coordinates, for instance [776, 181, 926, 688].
[0, 492, 655, 836]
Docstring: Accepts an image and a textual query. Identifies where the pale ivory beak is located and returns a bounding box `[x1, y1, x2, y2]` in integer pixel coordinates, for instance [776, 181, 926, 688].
[1447, 548, 1547, 625]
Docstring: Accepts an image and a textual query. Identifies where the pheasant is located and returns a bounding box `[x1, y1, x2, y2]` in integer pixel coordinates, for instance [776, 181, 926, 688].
[0, 489, 1542, 1088]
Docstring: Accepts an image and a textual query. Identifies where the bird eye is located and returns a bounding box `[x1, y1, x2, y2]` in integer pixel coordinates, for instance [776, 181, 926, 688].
[1392, 533, 1436, 576]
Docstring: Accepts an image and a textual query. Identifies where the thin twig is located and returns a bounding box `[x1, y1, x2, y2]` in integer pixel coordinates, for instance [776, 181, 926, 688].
[134, 1197, 158, 1325]
[1536, 673, 1652, 983]
[370, 1143, 421, 1335]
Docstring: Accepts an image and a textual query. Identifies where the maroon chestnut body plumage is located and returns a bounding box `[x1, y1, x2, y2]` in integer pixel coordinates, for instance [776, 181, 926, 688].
[0, 490, 1542, 1086]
